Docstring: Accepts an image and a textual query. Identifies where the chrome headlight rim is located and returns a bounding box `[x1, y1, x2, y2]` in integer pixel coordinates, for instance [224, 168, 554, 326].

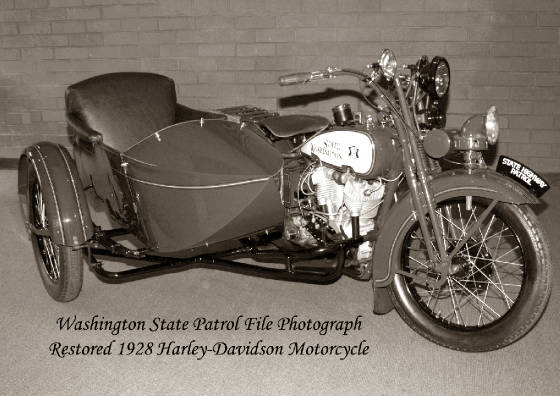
[378, 48, 397, 80]
[485, 105, 499, 145]
[421, 56, 450, 99]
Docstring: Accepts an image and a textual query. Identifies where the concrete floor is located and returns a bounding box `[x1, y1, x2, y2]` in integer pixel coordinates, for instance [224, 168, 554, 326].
[1, 169, 559, 396]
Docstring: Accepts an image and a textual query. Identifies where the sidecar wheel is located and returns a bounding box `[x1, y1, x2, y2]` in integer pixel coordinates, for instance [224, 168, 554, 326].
[27, 166, 83, 302]
[389, 198, 551, 351]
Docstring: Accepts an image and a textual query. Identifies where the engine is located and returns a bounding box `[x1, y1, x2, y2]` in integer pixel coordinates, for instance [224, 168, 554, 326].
[283, 162, 385, 279]
[280, 104, 401, 279]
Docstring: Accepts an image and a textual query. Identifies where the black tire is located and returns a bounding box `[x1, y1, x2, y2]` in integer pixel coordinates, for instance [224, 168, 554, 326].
[389, 196, 551, 351]
[27, 163, 83, 302]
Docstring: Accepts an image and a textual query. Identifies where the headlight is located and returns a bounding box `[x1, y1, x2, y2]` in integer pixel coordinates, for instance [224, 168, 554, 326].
[485, 106, 499, 145]
[378, 49, 397, 80]
[455, 106, 499, 151]
[420, 56, 450, 98]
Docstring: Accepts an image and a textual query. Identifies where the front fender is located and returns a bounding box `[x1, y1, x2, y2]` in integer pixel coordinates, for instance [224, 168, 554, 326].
[372, 168, 538, 288]
[19, 142, 94, 247]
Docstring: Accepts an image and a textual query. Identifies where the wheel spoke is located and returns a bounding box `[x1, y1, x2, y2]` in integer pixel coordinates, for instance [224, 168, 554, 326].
[456, 280, 521, 287]
[489, 224, 513, 309]
[428, 283, 443, 315]
[460, 259, 516, 305]
[31, 181, 60, 281]
[447, 277, 464, 325]
[494, 246, 520, 262]
[449, 278, 501, 318]
[473, 212, 495, 260]
[455, 231, 514, 256]
[478, 285, 490, 326]
[408, 255, 430, 269]
[474, 256, 523, 267]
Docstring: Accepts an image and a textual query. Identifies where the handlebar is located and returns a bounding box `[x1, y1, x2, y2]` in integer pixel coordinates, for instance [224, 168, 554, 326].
[278, 68, 370, 87]
[278, 66, 406, 131]
[278, 72, 314, 86]
[277, 60, 428, 155]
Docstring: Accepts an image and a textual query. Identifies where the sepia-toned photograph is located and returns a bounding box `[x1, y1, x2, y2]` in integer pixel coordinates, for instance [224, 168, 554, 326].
[1, 0, 559, 394]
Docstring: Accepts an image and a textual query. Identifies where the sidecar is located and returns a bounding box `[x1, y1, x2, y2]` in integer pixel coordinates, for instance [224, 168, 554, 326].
[18, 72, 338, 301]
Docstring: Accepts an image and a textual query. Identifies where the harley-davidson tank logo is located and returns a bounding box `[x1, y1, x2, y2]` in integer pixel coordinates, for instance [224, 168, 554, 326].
[300, 131, 374, 174]
[348, 145, 359, 159]
[310, 139, 343, 160]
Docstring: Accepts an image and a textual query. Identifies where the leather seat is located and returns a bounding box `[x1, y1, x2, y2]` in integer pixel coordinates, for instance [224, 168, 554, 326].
[65, 72, 225, 152]
[259, 114, 330, 139]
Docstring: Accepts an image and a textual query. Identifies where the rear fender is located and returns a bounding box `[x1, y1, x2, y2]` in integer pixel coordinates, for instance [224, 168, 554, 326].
[373, 169, 538, 288]
[19, 142, 94, 247]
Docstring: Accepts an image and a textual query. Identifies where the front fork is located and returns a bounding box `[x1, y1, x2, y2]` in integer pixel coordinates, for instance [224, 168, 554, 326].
[392, 79, 449, 270]
[390, 80, 499, 285]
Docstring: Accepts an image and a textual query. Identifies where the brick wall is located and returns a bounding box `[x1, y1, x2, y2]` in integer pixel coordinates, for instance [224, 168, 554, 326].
[1, 0, 559, 171]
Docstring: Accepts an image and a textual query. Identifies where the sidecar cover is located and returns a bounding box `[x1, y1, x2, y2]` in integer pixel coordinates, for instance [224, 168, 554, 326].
[121, 119, 284, 255]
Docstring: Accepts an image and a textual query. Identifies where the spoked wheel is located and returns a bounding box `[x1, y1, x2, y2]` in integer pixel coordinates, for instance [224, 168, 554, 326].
[390, 196, 551, 351]
[27, 165, 83, 302]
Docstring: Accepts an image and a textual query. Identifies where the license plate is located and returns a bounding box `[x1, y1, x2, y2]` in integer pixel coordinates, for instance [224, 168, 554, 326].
[496, 156, 550, 197]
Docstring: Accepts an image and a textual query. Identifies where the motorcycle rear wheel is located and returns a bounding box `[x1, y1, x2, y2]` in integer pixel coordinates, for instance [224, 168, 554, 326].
[390, 197, 551, 351]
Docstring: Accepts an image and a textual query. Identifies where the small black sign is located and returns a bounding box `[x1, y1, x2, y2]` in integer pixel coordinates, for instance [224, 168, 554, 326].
[496, 155, 550, 197]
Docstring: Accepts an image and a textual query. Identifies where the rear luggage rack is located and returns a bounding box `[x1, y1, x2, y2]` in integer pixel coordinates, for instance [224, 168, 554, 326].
[218, 105, 279, 124]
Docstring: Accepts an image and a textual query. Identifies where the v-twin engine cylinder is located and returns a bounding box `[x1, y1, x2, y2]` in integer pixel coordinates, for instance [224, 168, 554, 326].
[310, 166, 384, 237]
[284, 162, 385, 277]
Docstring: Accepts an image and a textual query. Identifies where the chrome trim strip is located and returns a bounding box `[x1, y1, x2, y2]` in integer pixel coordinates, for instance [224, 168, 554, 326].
[120, 172, 275, 190]
[32, 147, 65, 245]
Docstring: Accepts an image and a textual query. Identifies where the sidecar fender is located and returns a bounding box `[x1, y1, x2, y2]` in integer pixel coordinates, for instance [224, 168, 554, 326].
[372, 168, 538, 289]
[19, 142, 94, 247]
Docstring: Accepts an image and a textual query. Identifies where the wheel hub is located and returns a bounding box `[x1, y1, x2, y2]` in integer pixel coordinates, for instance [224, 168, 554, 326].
[452, 244, 493, 293]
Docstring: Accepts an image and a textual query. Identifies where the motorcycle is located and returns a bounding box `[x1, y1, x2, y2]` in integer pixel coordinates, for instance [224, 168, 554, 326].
[18, 49, 551, 351]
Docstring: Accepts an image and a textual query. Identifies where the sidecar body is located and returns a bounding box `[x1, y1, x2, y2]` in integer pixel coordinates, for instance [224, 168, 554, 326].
[18, 70, 343, 303]
[119, 119, 286, 255]
[22, 72, 288, 258]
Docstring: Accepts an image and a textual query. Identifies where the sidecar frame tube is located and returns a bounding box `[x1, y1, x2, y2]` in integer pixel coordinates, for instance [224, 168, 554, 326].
[87, 234, 359, 284]
[90, 252, 344, 284]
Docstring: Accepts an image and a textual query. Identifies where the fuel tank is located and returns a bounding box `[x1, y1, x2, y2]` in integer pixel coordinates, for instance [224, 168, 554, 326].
[121, 120, 284, 255]
[300, 126, 399, 179]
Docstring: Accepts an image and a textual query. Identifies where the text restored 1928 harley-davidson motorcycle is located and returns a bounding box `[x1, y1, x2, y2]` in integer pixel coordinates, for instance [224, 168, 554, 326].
[18, 49, 551, 351]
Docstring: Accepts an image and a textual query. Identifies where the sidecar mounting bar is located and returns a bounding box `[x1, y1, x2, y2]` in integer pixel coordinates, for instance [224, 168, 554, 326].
[89, 248, 346, 284]
[221, 237, 363, 260]
[87, 235, 359, 284]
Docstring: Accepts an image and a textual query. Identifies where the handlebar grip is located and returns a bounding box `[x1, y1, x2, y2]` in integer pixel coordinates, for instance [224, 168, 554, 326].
[278, 72, 312, 86]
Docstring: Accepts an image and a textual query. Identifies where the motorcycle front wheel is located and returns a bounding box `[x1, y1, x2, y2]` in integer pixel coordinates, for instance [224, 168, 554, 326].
[390, 197, 551, 351]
